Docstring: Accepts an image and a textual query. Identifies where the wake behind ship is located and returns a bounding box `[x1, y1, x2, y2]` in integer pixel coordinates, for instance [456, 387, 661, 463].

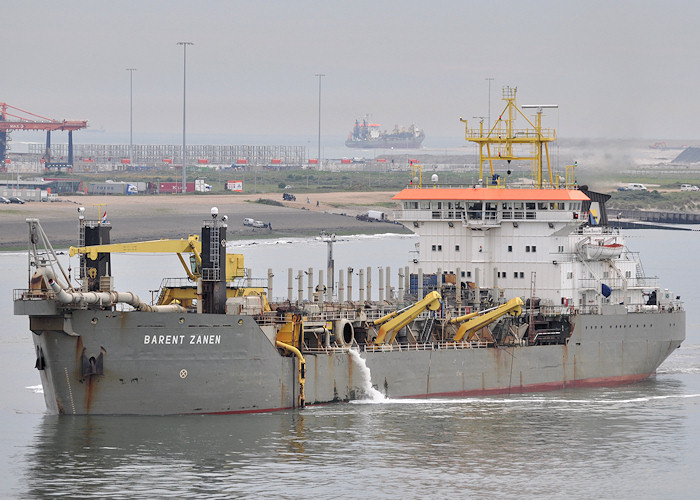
[14, 88, 684, 415]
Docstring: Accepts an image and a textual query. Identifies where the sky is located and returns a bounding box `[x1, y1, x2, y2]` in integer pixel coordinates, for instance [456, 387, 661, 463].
[2, 0, 699, 147]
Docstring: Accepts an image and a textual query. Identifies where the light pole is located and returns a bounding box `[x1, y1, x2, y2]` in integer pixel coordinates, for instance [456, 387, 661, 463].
[486, 77, 494, 131]
[126, 68, 136, 166]
[315, 73, 325, 166]
[177, 41, 194, 193]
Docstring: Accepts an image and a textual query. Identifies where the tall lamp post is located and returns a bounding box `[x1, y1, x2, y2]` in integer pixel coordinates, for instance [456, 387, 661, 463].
[177, 41, 194, 193]
[315, 73, 325, 165]
[485, 77, 494, 131]
[126, 68, 136, 166]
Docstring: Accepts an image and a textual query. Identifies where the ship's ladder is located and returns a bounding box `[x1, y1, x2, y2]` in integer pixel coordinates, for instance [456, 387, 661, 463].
[418, 315, 435, 343]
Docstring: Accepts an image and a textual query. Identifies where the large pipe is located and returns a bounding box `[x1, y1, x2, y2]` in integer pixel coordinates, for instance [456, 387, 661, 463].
[49, 279, 185, 313]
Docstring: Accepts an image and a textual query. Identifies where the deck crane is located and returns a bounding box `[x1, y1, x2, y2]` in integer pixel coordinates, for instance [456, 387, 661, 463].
[372, 291, 442, 345]
[0, 103, 88, 168]
[451, 297, 524, 342]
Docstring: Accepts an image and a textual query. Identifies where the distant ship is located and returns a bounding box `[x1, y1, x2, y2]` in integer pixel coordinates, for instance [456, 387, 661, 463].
[346, 117, 425, 149]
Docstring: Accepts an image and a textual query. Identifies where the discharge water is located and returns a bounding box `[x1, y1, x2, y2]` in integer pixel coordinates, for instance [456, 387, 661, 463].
[1, 230, 699, 498]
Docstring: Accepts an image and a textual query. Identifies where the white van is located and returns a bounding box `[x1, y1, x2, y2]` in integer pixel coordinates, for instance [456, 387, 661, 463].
[627, 183, 647, 191]
[243, 218, 254, 226]
[681, 184, 699, 191]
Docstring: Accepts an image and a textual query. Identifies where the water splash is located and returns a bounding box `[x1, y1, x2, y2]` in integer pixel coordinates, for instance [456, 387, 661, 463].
[347, 348, 385, 401]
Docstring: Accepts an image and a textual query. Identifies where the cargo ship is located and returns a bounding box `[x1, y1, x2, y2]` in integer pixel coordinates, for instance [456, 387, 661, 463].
[345, 117, 425, 149]
[14, 88, 684, 415]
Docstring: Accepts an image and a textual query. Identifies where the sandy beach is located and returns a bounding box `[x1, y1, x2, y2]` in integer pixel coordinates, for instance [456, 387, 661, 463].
[0, 191, 409, 250]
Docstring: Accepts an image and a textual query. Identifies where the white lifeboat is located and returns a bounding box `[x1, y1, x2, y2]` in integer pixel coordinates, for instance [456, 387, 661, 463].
[578, 239, 624, 260]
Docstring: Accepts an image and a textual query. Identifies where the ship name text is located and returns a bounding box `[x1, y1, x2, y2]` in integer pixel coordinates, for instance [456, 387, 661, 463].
[143, 334, 221, 345]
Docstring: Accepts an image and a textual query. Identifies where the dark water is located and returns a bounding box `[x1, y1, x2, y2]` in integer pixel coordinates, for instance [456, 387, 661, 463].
[2, 231, 700, 498]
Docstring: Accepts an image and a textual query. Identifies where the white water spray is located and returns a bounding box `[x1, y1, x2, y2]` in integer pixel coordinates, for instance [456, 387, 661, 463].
[348, 348, 385, 401]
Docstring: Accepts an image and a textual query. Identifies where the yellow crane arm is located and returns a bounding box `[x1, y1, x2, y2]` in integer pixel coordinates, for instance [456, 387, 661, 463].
[453, 297, 523, 342]
[374, 291, 442, 345]
[69, 236, 203, 280]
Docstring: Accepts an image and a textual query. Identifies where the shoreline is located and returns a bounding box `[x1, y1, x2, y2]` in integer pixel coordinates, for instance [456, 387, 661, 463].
[0, 191, 410, 250]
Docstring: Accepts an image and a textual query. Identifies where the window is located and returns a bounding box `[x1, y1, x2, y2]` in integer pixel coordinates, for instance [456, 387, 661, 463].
[420, 202, 430, 210]
[532, 246, 536, 252]
[567, 272, 573, 279]
[625, 270, 632, 278]
[466, 271, 471, 278]
[558, 245, 564, 253]
[461, 271, 466, 277]
[508, 245, 513, 252]
[437, 245, 442, 251]
[519, 272, 524, 278]
[513, 272, 518, 278]
[432, 245, 436, 251]
[455, 245, 460, 251]
[526, 246, 531, 252]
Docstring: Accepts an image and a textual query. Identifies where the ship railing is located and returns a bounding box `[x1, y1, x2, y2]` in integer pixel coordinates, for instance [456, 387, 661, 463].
[625, 302, 684, 313]
[578, 277, 660, 289]
[302, 340, 491, 354]
[160, 278, 195, 290]
[13, 288, 57, 301]
[465, 128, 555, 140]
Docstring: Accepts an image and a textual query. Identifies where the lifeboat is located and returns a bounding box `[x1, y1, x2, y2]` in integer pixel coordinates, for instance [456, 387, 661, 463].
[579, 241, 624, 260]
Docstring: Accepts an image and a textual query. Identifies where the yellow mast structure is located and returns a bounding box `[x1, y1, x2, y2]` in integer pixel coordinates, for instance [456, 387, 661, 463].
[460, 87, 557, 189]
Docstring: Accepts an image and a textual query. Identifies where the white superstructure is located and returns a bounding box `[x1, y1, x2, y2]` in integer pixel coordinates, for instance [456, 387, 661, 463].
[394, 187, 666, 313]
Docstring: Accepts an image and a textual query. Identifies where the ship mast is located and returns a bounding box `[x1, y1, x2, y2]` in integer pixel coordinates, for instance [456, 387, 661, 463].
[460, 87, 557, 188]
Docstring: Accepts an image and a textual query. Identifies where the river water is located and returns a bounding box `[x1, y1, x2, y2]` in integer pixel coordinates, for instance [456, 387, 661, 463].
[1, 229, 699, 498]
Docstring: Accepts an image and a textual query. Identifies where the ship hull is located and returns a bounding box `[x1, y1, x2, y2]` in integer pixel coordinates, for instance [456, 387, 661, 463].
[345, 138, 424, 149]
[18, 300, 684, 415]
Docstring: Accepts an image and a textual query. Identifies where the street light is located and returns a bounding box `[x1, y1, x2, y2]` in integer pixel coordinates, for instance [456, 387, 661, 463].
[126, 68, 136, 166]
[315, 73, 325, 166]
[177, 41, 194, 193]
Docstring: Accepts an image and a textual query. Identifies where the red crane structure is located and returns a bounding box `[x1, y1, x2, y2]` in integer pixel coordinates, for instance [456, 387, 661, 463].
[0, 102, 88, 169]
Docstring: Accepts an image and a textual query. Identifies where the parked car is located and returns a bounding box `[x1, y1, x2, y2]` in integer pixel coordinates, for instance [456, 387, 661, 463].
[681, 184, 699, 191]
[9, 197, 25, 204]
[0, 196, 10, 204]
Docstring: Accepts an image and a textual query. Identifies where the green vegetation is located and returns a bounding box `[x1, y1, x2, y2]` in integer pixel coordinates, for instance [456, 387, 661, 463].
[607, 190, 700, 211]
[253, 198, 284, 207]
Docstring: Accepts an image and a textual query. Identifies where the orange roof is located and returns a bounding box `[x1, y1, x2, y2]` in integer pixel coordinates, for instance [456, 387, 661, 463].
[392, 188, 590, 202]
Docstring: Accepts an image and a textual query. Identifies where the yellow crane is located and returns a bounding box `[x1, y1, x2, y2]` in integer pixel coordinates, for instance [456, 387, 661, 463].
[373, 291, 442, 345]
[69, 235, 245, 281]
[451, 297, 523, 342]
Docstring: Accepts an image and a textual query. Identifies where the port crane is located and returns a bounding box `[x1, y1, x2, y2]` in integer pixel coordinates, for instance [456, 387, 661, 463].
[0, 102, 87, 169]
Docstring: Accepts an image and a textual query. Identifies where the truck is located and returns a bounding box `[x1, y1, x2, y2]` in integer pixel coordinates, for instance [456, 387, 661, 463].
[87, 182, 137, 195]
[357, 210, 389, 222]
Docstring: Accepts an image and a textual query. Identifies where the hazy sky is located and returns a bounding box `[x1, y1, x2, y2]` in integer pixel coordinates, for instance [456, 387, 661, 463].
[3, 0, 699, 146]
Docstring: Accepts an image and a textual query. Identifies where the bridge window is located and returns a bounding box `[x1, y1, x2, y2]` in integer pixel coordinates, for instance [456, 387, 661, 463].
[513, 202, 524, 219]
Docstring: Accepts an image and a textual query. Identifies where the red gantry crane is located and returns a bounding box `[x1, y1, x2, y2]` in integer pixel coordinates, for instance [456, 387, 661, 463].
[0, 102, 88, 169]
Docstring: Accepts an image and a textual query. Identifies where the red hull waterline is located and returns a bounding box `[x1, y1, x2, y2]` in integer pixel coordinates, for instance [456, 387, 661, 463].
[200, 372, 654, 414]
[404, 372, 654, 399]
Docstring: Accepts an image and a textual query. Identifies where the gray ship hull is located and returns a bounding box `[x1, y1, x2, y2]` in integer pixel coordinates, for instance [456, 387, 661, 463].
[17, 299, 684, 415]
